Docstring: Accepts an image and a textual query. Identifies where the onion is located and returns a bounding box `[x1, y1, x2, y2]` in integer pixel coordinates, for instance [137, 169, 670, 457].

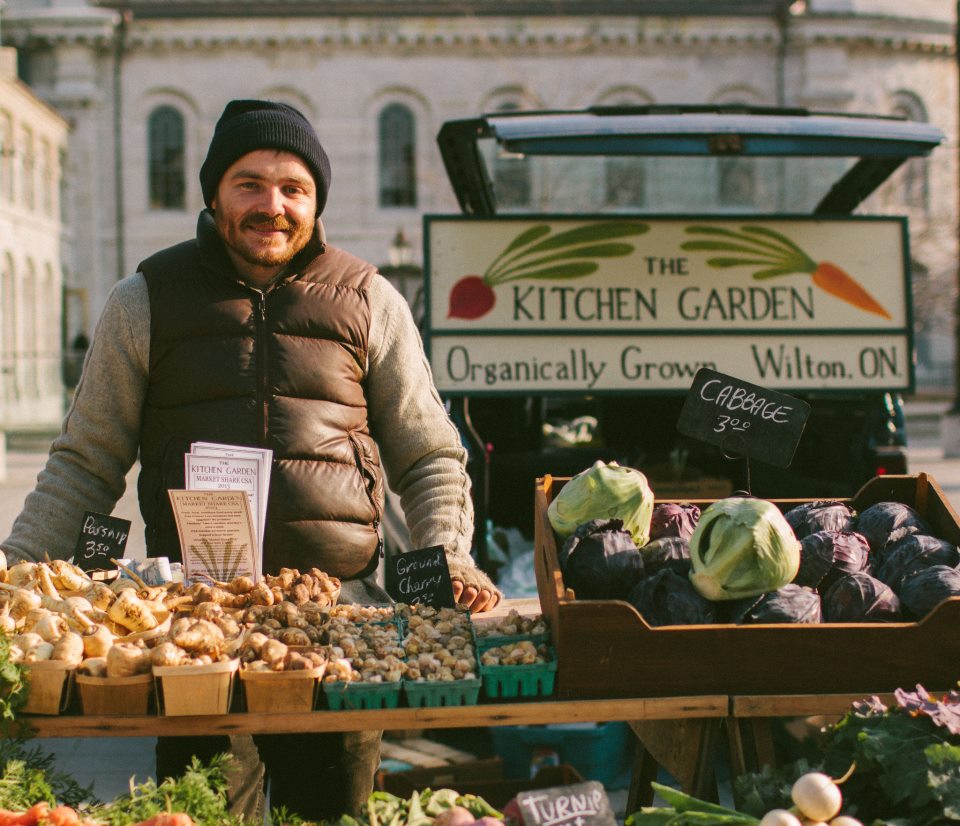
[792, 773, 842, 822]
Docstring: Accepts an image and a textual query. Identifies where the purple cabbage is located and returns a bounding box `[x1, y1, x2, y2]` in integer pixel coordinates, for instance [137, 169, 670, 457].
[627, 568, 718, 627]
[558, 518, 643, 600]
[639, 536, 692, 577]
[649, 502, 701, 542]
[855, 501, 930, 552]
[794, 530, 870, 591]
[729, 584, 822, 625]
[898, 564, 960, 620]
[822, 572, 902, 622]
[873, 534, 960, 592]
[783, 500, 855, 540]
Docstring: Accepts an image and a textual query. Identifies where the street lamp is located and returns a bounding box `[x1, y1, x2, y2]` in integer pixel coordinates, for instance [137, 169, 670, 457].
[388, 228, 412, 268]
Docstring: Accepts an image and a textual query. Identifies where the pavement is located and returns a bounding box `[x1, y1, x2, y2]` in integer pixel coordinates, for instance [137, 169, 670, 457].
[0, 401, 959, 805]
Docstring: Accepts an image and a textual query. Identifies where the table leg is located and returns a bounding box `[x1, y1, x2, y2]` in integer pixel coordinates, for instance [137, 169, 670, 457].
[628, 718, 722, 804]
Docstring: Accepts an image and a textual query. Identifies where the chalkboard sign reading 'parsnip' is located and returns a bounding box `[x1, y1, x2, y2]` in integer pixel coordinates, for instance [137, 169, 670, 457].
[387, 545, 455, 608]
[677, 367, 811, 468]
[72, 511, 132, 572]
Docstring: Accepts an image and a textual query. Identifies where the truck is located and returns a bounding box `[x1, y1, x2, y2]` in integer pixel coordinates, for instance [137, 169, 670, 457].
[423, 105, 944, 554]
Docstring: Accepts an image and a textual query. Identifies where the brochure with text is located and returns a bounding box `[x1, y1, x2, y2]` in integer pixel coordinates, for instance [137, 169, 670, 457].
[168, 489, 258, 584]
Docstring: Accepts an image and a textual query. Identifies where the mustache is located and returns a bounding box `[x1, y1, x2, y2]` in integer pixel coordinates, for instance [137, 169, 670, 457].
[242, 213, 297, 231]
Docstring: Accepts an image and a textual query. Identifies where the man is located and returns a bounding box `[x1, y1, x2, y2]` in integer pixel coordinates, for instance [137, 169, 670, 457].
[1, 99, 500, 821]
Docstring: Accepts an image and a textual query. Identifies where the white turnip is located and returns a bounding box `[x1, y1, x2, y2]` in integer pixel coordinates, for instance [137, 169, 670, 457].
[792, 773, 842, 822]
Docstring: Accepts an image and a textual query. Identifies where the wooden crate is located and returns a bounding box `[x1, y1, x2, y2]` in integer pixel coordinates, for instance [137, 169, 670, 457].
[534, 473, 960, 698]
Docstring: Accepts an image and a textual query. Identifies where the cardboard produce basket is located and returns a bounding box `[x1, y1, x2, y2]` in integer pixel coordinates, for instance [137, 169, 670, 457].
[240, 665, 325, 713]
[153, 659, 238, 716]
[76, 672, 154, 716]
[22, 661, 75, 715]
[534, 472, 960, 698]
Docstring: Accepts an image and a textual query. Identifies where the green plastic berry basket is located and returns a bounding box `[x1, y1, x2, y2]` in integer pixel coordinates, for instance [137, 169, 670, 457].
[402, 678, 481, 707]
[480, 659, 558, 699]
[323, 680, 402, 710]
[475, 631, 552, 652]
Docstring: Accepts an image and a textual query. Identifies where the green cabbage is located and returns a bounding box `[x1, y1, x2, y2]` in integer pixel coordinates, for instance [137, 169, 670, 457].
[547, 460, 654, 547]
[689, 497, 800, 601]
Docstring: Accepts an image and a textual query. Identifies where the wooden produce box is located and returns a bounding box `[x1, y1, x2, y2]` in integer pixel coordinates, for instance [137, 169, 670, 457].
[534, 473, 960, 699]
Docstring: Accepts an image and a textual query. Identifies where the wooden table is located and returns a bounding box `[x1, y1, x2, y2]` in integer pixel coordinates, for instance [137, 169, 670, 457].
[18, 695, 728, 739]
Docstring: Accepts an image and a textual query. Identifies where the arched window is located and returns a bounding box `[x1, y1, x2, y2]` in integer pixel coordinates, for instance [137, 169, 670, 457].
[148, 105, 186, 210]
[378, 104, 417, 207]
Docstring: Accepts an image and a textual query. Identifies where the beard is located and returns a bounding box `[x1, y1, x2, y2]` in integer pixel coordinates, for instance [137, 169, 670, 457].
[217, 210, 314, 270]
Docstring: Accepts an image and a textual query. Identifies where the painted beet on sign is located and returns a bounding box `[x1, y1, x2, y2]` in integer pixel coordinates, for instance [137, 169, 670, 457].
[446, 222, 649, 320]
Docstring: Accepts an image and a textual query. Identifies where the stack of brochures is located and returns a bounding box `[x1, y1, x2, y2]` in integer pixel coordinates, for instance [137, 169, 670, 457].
[176, 442, 273, 581]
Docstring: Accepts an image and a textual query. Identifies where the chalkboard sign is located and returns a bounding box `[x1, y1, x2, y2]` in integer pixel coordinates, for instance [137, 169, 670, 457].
[515, 781, 616, 826]
[677, 367, 810, 468]
[386, 545, 455, 608]
[72, 511, 131, 572]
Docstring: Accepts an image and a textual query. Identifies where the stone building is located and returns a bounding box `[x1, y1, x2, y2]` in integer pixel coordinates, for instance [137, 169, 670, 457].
[0, 40, 69, 435]
[1, 0, 956, 416]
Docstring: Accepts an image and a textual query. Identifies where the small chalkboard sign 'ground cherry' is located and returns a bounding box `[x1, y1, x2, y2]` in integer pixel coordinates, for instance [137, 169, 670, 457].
[681, 224, 892, 320]
[446, 222, 649, 320]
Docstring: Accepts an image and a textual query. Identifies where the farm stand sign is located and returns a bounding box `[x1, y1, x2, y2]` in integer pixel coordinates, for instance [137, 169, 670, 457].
[423, 215, 911, 395]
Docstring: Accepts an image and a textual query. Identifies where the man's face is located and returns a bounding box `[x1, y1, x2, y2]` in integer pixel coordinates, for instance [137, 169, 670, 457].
[212, 149, 317, 283]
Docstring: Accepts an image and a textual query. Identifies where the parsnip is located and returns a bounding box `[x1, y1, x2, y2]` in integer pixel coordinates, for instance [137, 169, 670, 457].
[51, 631, 84, 666]
[83, 582, 116, 611]
[34, 613, 69, 643]
[105, 642, 152, 678]
[78, 657, 108, 677]
[49, 560, 91, 592]
[108, 589, 158, 633]
[24, 641, 54, 662]
[0, 584, 41, 620]
[72, 612, 116, 658]
[7, 561, 37, 589]
[151, 641, 185, 667]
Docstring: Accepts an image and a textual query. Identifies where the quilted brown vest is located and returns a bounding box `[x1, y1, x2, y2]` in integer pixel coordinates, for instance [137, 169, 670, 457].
[136, 212, 384, 578]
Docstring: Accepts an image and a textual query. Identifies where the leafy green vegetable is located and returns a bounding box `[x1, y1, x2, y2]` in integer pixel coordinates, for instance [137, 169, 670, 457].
[0, 631, 29, 734]
[88, 754, 244, 826]
[548, 460, 655, 548]
[688, 497, 800, 601]
[626, 783, 758, 825]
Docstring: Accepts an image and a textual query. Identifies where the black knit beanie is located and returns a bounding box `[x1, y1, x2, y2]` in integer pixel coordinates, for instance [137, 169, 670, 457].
[199, 99, 332, 215]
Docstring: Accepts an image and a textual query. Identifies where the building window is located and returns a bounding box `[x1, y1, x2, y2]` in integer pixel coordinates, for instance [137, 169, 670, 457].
[21, 126, 35, 210]
[378, 103, 417, 207]
[148, 105, 186, 210]
[0, 111, 12, 202]
[39, 138, 53, 216]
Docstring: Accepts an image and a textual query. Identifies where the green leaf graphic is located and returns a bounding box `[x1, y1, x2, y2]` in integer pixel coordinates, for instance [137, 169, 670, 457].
[484, 224, 552, 277]
[685, 225, 795, 257]
[486, 222, 647, 281]
[492, 242, 636, 283]
[512, 262, 600, 280]
[705, 257, 789, 268]
[680, 239, 787, 259]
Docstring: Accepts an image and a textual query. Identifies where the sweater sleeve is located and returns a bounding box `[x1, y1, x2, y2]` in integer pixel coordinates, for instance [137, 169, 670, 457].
[0, 275, 150, 563]
[366, 276, 498, 595]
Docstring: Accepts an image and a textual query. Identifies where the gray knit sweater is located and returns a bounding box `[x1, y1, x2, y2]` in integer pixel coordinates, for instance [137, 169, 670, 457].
[1, 271, 497, 594]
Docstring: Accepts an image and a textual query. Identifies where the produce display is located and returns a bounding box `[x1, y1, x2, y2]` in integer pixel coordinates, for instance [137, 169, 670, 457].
[547, 462, 960, 625]
[627, 684, 960, 825]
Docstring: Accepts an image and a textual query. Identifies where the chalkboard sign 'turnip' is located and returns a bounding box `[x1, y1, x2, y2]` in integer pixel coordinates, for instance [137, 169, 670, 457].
[515, 781, 616, 826]
[387, 545, 455, 608]
[677, 367, 811, 468]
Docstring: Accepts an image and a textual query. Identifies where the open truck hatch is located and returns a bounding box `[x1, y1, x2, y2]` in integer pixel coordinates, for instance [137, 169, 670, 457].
[427, 105, 944, 554]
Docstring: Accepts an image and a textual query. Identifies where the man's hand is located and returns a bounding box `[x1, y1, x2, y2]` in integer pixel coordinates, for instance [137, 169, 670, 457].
[452, 578, 500, 613]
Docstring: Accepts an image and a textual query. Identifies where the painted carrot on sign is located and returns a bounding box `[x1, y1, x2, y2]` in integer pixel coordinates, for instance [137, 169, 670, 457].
[680, 224, 892, 320]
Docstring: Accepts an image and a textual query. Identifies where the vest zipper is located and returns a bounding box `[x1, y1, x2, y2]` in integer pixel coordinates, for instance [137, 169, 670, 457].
[255, 290, 269, 443]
